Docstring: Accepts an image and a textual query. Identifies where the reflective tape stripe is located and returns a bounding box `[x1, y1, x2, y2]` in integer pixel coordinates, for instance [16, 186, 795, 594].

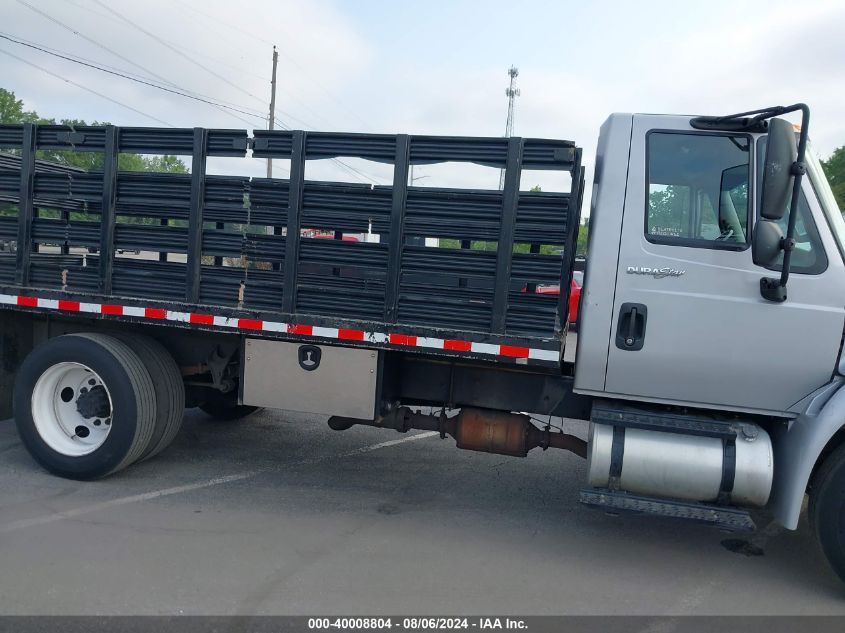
[189, 313, 214, 326]
[0, 293, 559, 363]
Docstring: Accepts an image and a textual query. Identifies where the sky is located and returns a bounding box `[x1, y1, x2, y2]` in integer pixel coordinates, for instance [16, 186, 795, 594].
[0, 0, 843, 200]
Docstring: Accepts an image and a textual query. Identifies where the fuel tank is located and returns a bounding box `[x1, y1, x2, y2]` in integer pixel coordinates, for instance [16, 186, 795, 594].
[587, 422, 774, 507]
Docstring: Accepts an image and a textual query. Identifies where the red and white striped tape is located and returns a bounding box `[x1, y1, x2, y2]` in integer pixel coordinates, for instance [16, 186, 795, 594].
[0, 293, 560, 363]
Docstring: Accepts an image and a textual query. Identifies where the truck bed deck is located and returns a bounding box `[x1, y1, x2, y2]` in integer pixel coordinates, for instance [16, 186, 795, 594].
[0, 124, 583, 367]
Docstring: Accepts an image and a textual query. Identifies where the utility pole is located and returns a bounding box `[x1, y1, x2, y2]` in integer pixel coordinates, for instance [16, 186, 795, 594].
[266, 45, 278, 179]
[499, 66, 520, 190]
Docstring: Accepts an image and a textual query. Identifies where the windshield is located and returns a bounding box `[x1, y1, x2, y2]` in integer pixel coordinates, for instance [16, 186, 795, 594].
[806, 143, 845, 260]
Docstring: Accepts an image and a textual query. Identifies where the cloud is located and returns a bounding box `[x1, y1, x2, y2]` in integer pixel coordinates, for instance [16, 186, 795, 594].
[0, 0, 842, 193]
[0, 0, 375, 131]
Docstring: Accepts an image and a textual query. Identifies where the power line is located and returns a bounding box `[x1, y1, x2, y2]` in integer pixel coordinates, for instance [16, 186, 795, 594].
[172, 0, 344, 129]
[1, 32, 173, 95]
[14, 0, 263, 128]
[269, 116, 381, 185]
[91, 0, 268, 108]
[333, 160, 382, 185]
[273, 106, 323, 129]
[0, 32, 268, 127]
[16, 0, 183, 93]
[251, 156, 289, 173]
[0, 46, 173, 126]
[277, 53, 375, 132]
[264, 106, 315, 132]
[172, 0, 275, 48]
[48, 0, 371, 136]
[89, 1, 321, 131]
[173, 0, 373, 131]
[160, 40, 269, 83]
[64, 0, 270, 81]
[329, 161, 373, 184]
[2, 32, 379, 184]
[9, 2, 380, 184]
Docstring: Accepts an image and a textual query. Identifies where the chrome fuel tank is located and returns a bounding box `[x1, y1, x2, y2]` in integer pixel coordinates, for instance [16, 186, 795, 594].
[587, 422, 774, 507]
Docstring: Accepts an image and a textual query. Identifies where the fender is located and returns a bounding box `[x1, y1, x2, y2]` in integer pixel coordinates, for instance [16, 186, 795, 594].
[769, 378, 845, 529]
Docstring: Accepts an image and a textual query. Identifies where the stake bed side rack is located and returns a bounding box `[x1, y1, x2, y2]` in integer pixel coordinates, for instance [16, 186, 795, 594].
[0, 123, 583, 367]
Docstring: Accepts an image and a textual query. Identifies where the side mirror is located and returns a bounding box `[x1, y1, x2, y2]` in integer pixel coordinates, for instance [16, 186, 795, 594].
[752, 219, 784, 267]
[760, 118, 797, 220]
[691, 102, 809, 303]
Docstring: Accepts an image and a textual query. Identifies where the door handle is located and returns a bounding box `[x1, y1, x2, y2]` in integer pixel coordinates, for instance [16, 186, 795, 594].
[615, 302, 647, 351]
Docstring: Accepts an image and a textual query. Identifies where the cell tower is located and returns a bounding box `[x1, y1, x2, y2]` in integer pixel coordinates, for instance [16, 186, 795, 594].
[499, 66, 520, 190]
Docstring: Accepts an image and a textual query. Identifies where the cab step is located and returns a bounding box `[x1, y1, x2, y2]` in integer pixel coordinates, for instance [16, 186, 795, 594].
[591, 400, 747, 439]
[579, 488, 756, 532]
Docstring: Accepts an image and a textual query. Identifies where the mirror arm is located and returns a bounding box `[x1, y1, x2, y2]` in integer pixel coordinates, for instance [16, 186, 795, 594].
[761, 103, 811, 302]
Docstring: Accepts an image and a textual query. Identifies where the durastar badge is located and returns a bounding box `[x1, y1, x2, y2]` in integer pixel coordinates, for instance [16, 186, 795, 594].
[626, 266, 685, 279]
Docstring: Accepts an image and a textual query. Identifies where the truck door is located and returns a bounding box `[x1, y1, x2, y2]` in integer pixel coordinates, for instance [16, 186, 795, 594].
[603, 115, 845, 414]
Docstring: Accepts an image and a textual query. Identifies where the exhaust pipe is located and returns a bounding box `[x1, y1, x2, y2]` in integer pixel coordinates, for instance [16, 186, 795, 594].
[328, 407, 587, 459]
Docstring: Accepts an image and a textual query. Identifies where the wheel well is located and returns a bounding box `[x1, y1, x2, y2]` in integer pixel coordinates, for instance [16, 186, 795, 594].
[0, 311, 35, 419]
[810, 426, 845, 492]
[14, 314, 243, 402]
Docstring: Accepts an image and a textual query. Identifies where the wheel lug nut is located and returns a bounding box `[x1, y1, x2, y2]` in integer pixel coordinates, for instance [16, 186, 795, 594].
[93, 420, 101, 426]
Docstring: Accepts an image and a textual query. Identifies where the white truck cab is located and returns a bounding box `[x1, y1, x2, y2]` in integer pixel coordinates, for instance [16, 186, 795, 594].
[577, 112, 845, 416]
[577, 108, 845, 552]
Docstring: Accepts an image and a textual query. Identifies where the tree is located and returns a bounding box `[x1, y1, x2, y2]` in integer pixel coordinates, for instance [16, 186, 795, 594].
[576, 218, 589, 256]
[648, 185, 690, 237]
[529, 184, 590, 256]
[0, 88, 186, 174]
[0, 88, 41, 125]
[439, 186, 590, 256]
[821, 147, 845, 212]
[0, 88, 187, 224]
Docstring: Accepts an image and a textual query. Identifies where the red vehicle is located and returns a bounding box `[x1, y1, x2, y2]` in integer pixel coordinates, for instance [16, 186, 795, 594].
[311, 232, 360, 242]
[533, 270, 582, 327]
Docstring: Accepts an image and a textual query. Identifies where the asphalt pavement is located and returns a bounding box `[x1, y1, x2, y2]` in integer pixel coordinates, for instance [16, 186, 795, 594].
[0, 407, 844, 615]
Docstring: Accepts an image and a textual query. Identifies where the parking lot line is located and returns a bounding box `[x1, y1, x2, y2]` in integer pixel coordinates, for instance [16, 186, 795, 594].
[0, 431, 439, 534]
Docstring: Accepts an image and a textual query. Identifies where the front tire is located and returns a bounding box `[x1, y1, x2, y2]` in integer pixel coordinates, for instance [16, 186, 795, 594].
[810, 443, 845, 583]
[14, 333, 156, 479]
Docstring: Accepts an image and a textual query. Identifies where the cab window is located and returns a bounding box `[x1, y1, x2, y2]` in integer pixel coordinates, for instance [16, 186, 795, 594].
[646, 132, 751, 249]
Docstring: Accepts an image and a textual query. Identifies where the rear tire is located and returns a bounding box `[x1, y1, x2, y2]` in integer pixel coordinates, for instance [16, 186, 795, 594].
[13, 333, 156, 479]
[810, 443, 845, 583]
[111, 333, 185, 461]
[199, 389, 261, 421]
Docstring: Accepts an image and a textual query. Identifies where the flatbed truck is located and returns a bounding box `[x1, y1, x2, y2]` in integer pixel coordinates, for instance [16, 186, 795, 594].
[2, 104, 845, 585]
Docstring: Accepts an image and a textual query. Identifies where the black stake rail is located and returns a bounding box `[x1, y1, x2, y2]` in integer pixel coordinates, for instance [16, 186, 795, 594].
[186, 128, 208, 304]
[98, 126, 118, 294]
[283, 130, 306, 313]
[0, 124, 582, 365]
[492, 137, 524, 333]
[13, 123, 35, 286]
[385, 134, 410, 323]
